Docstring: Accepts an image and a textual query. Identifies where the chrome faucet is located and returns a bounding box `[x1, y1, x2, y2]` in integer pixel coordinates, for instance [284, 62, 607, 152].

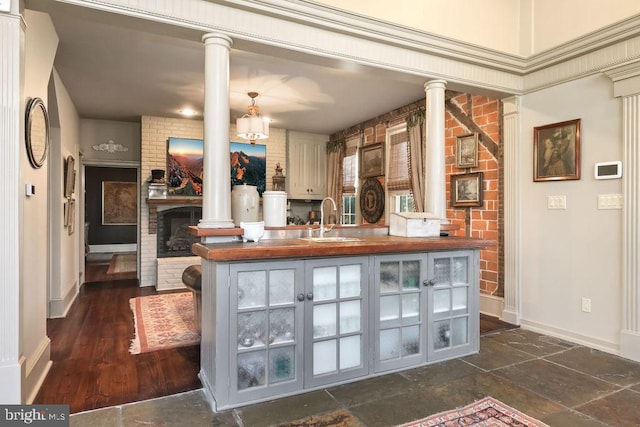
[319, 197, 337, 238]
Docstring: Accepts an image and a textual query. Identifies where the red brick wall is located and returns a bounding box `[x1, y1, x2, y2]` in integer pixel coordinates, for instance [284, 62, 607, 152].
[332, 94, 502, 296]
[445, 94, 500, 295]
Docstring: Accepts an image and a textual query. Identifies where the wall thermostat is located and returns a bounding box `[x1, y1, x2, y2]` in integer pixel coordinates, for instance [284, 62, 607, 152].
[594, 161, 622, 180]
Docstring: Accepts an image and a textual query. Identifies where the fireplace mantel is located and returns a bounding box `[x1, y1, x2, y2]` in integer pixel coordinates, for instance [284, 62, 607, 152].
[147, 197, 202, 234]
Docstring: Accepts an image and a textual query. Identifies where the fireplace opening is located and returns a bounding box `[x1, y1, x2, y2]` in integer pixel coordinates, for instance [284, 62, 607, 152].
[157, 207, 202, 258]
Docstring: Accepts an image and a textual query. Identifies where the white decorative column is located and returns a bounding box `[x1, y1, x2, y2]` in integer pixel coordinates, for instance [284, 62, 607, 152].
[621, 93, 640, 360]
[424, 80, 447, 220]
[605, 62, 640, 362]
[199, 33, 235, 232]
[0, 9, 24, 403]
[501, 96, 521, 325]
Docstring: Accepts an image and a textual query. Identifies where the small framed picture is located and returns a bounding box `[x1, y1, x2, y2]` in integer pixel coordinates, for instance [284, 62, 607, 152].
[455, 133, 479, 168]
[359, 143, 384, 178]
[533, 119, 581, 182]
[451, 172, 484, 207]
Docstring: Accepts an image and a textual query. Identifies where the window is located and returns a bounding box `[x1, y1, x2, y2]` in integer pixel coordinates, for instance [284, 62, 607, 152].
[342, 195, 356, 225]
[341, 137, 358, 224]
[392, 193, 415, 213]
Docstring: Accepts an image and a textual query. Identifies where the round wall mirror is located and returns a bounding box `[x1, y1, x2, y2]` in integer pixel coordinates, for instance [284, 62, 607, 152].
[25, 97, 50, 169]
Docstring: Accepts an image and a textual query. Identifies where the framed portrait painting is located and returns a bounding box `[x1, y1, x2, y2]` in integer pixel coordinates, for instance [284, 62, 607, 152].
[533, 119, 581, 182]
[455, 133, 479, 168]
[451, 172, 484, 207]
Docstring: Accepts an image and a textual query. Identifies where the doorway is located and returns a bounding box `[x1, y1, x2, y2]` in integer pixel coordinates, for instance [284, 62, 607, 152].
[84, 165, 139, 283]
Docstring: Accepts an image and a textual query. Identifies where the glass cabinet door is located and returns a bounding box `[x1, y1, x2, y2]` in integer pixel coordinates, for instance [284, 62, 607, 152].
[304, 258, 369, 388]
[230, 261, 304, 403]
[426, 250, 479, 362]
[374, 254, 426, 372]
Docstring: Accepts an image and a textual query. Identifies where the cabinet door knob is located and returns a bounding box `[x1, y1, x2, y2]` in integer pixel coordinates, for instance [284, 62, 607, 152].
[423, 279, 436, 287]
[297, 293, 306, 302]
[306, 292, 314, 301]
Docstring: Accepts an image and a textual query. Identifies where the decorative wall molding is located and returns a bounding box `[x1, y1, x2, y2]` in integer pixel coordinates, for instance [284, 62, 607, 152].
[60, 0, 640, 97]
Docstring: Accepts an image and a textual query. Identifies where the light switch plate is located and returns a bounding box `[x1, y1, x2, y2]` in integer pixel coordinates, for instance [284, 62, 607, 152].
[0, 0, 10, 13]
[598, 194, 622, 209]
[547, 195, 566, 210]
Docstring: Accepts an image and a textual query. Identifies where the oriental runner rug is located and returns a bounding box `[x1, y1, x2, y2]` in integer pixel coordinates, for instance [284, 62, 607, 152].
[397, 396, 549, 427]
[129, 292, 200, 354]
[107, 253, 137, 274]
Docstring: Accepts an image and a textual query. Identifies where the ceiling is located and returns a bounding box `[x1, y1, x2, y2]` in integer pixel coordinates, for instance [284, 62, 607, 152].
[28, 1, 436, 136]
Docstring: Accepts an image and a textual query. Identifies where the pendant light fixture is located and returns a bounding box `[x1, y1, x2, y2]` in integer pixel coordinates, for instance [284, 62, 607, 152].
[236, 92, 269, 144]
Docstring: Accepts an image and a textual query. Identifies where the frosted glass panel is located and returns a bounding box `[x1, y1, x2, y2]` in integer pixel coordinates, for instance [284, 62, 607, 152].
[269, 346, 295, 383]
[313, 340, 337, 375]
[402, 293, 419, 319]
[380, 328, 400, 360]
[433, 258, 451, 286]
[402, 325, 420, 356]
[238, 271, 266, 309]
[452, 287, 468, 313]
[380, 295, 399, 322]
[434, 320, 450, 350]
[379, 261, 400, 293]
[433, 289, 451, 315]
[269, 269, 295, 305]
[453, 257, 468, 284]
[237, 311, 266, 348]
[340, 300, 361, 334]
[340, 264, 361, 298]
[402, 261, 420, 289]
[269, 308, 294, 344]
[340, 335, 361, 369]
[314, 266, 337, 301]
[313, 303, 336, 338]
[237, 351, 265, 389]
[452, 317, 468, 346]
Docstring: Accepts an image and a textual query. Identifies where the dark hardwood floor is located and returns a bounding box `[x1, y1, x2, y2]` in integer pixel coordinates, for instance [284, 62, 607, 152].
[33, 263, 201, 414]
[34, 261, 515, 414]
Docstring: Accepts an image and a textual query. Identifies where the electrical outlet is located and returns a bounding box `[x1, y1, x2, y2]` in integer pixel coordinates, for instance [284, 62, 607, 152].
[581, 297, 592, 313]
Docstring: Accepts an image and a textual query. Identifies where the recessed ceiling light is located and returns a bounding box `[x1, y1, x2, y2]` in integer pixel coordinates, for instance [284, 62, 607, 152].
[180, 108, 197, 116]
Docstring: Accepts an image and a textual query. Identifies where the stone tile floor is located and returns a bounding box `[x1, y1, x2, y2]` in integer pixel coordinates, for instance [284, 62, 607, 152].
[70, 329, 640, 426]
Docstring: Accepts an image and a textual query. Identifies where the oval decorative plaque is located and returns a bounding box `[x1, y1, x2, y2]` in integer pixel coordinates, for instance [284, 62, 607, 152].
[360, 178, 385, 223]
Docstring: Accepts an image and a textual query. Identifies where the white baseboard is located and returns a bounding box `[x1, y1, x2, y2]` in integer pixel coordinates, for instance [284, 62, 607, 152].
[520, 318, 619, 356]
[24, 337, 51, 404]
[479, 293, 504, 318]
[89, 243, 137, 253]
[49, 282, 79, 318]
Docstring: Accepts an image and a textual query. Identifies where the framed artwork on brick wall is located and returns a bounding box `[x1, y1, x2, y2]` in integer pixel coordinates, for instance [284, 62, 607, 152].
[455, 133, 479, 168]
[451, 172, 484, 207]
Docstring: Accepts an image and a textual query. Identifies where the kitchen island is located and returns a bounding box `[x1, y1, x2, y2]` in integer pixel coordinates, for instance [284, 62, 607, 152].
[192, 234, 494, 411]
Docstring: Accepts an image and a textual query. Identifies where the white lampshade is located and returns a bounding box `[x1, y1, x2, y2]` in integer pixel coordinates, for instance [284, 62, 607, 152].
[237, 116, 269, 143]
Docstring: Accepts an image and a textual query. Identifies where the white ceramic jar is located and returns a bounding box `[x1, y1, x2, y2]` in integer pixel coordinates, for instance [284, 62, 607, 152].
[231, 184, 259, 227]
[262, 191, 288, 227]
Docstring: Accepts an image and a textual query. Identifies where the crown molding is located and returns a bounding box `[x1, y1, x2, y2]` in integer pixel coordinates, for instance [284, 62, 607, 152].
[55, 0, 640, 96]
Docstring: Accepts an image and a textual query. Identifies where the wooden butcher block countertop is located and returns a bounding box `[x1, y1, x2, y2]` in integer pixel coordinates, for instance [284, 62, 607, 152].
[192, 235, 495, 262]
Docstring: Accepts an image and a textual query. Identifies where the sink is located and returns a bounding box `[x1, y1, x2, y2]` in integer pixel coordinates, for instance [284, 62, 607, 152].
[300, 237, 363, 243]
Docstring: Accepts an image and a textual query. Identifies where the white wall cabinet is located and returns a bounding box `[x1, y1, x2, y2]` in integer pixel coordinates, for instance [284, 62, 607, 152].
[287, 132, 327, 199]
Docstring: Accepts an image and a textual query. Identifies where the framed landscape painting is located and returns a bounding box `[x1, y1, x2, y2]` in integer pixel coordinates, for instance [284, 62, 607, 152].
[230, 141, 267, 195]
[167, 137, 204, 196]
[451, 172, 484, 207]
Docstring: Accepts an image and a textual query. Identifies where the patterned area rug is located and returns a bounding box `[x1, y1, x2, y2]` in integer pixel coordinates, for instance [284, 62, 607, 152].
[397, 397, 549, 426]
[129, 292, 200, 354]
[107, 253, 137, 274]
